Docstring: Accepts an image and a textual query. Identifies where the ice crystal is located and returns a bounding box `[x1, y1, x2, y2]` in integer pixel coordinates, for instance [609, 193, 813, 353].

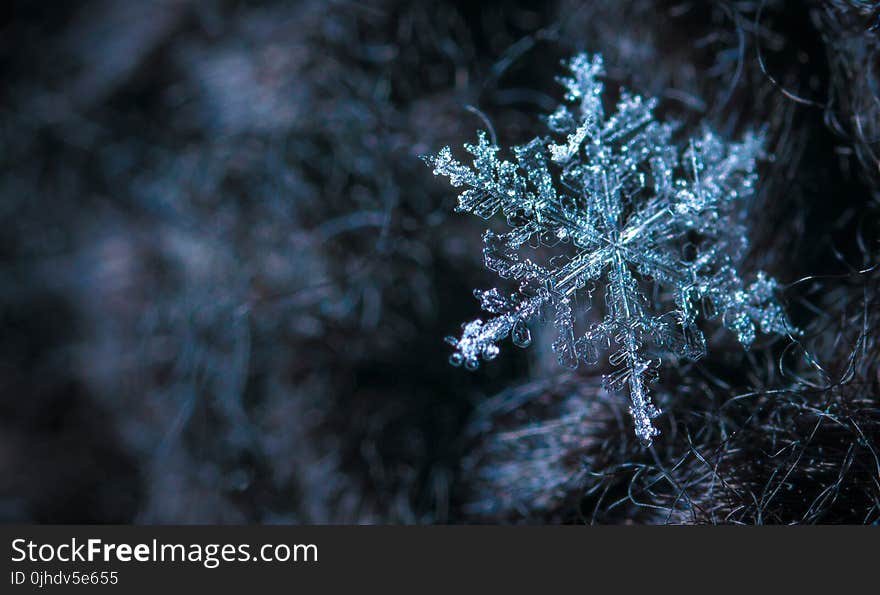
[424, 53, 795, 444]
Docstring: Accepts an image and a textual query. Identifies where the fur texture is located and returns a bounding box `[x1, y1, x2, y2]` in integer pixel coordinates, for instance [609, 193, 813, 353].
[1, 0, 877, 523]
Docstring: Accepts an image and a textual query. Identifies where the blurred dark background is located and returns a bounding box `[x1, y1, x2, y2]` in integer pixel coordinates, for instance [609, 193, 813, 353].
[1, 0, 878, 524]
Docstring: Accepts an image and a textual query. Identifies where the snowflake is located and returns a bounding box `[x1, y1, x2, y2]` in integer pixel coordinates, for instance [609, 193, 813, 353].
[424, 53, 796, 444]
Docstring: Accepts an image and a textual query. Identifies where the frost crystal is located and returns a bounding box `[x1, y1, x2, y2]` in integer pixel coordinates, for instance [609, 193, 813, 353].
[424, 53, 795, 444]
